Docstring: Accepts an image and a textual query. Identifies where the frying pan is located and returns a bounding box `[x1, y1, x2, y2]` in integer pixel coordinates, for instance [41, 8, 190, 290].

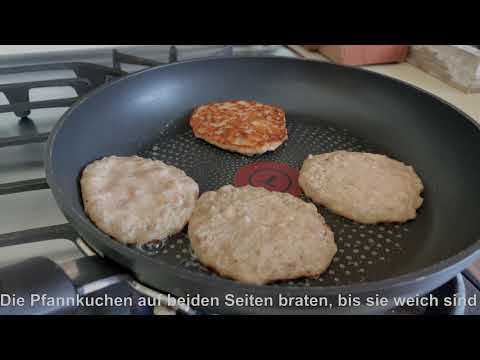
[45, 56, 480, 314]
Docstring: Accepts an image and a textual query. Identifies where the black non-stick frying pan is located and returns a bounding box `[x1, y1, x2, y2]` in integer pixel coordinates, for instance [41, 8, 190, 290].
[45, 56, 480, 314]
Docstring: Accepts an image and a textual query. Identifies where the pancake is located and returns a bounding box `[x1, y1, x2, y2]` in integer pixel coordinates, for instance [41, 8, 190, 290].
[299, 151, 424, 224]
[190, 100, 288, 156]
[80, 155, 199, 245]
[188, 185, 337, 285]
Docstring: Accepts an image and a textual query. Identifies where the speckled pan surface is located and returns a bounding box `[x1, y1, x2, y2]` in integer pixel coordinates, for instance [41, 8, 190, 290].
[46, 56, 480, 314]
[138, 120, 425, 286]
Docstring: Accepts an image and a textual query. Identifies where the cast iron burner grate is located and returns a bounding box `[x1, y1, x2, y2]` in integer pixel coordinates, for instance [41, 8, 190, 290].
[0, 46, 475, 315]
[0, 46, 233, 196]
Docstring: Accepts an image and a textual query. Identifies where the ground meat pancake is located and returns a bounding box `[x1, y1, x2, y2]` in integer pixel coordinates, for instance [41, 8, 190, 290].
[81, 156, 199, 245]
[188, 185, 337, 285]
[299, 151, 424, 224]
[190, 100, 288, 156]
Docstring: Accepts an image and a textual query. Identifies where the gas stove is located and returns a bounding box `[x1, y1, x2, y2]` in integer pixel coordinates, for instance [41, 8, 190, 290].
[0, 45, 478, 315]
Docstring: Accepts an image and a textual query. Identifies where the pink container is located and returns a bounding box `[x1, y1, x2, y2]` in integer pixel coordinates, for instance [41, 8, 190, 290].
[305, 45, 409, 66]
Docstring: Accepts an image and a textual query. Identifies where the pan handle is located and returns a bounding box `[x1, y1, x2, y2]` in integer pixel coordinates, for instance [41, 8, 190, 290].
[0, 247, 195, 315]
[0, 223, 195, 314]
[0, 256, 132, 315]
[0, 257, 78, 315]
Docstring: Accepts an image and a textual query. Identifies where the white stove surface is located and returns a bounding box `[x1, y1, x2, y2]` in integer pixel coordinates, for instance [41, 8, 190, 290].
[0, 45, 298, 267]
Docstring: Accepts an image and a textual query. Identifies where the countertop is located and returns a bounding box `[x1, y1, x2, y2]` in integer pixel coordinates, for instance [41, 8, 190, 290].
[365, 63, 480, 124]
[288, 45, 480, 124]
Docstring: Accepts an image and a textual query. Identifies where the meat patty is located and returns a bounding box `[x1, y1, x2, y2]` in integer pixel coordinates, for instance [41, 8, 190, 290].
[80, 156, 199, 244]
[190, 100, 288, 156]
[188, 185, 337, 285]
[299, 151, 424, 224]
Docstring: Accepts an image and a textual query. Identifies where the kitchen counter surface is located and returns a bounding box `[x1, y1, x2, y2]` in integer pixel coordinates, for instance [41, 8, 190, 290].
[287, 45, 480, 124]
[365, 62, 480, 124]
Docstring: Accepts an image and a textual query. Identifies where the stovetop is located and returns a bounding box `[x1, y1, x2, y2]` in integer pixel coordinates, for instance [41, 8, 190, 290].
[0, 45, 478, 315]
[0, 46, 295, 267]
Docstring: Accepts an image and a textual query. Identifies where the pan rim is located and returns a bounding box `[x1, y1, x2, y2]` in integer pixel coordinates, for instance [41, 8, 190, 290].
[46, 55, 480, 296]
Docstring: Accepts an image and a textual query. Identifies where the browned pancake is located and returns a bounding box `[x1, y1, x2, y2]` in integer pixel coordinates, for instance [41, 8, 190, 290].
[189, 100, 288, 156]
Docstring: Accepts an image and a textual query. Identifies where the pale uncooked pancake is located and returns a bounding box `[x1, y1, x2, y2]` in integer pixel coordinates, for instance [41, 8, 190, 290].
[80, 156, 199, 245]
[298, 151, 424, 224]
[189, 100, 288, 156]
[188, 185, 337, 285]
